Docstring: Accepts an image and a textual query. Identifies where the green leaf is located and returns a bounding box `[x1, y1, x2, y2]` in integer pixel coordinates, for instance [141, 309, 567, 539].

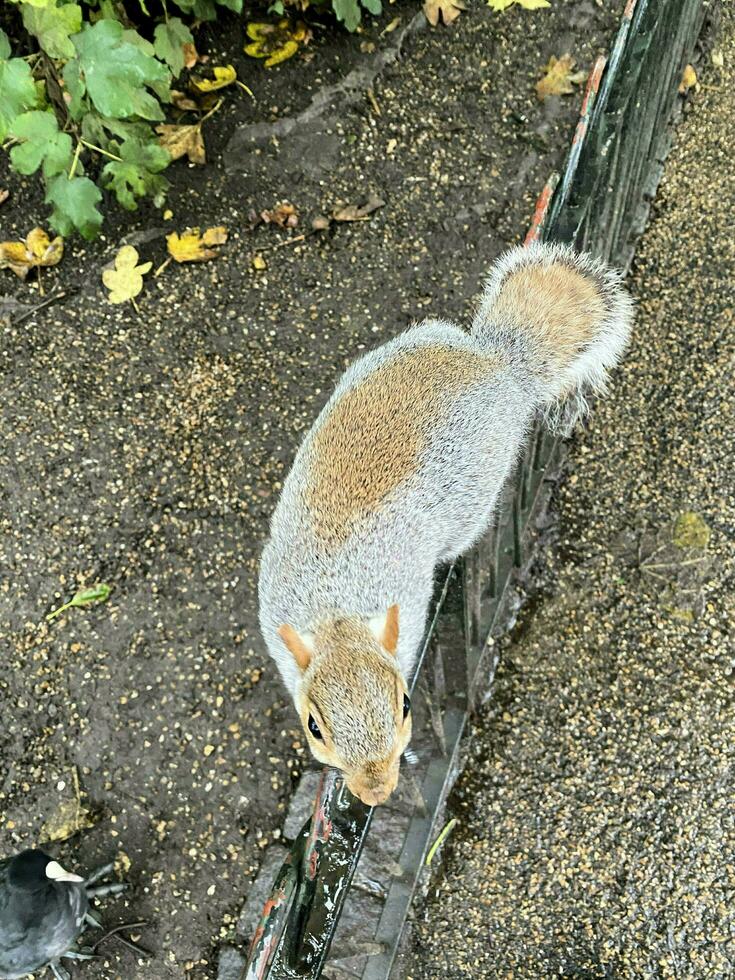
[61, 57, 87, 119]
[0, 40, 38, 140]
[361, 0, 381, 12]
[45, 173, 103, 239]
[216, 0, 243, 11]
[332, 0, 362, 31]
[102, 136, 170, 210]
[20, 2, 82, 60]
[10, 110, 74, 178]
[81, 112, 151, 149]
[69, 20, 170, 121]
[47, 583, 112, 621]
[170, 0, 218, 21]
[153, 17, 193, 77]
[121, 28, 171, 102]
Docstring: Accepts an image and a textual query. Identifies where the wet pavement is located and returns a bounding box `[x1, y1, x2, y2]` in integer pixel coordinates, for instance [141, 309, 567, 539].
[404, 7, 735, 979]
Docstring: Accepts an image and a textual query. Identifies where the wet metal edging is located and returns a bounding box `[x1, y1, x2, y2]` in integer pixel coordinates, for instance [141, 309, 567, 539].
[236, 0, 709, 976]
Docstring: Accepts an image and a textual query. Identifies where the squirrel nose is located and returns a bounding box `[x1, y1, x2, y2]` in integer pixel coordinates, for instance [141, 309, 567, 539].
[357, 785, 391, 806]
[346, 767, 399, 806]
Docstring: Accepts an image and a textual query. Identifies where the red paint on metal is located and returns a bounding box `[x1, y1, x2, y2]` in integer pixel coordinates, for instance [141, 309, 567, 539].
[579, 55, 606, 122]
[524, 174, 559, 245]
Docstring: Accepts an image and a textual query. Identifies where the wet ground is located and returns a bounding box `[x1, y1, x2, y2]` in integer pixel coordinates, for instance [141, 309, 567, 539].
[0, 1, 624, 976]
[404, 6, 735, 978]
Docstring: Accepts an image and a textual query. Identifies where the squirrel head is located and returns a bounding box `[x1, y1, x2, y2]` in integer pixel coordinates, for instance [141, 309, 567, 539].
[278, 605, 411, 806]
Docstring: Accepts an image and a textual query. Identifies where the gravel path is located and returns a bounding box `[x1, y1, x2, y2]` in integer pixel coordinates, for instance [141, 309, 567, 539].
[405, 10, 735, 980]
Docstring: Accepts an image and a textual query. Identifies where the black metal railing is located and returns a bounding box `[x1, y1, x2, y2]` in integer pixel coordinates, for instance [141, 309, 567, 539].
[235, 0, 708, 975]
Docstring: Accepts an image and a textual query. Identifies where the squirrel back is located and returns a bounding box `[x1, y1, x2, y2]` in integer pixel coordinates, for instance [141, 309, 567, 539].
[259, 242, 633, 805]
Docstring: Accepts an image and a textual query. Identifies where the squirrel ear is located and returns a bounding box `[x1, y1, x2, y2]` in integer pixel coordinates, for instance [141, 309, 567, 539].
[368, 604, 400, 655]
[278, 624, 314, 672]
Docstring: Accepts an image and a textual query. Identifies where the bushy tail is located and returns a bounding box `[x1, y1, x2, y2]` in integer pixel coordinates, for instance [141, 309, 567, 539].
[472, 242, 634, 427]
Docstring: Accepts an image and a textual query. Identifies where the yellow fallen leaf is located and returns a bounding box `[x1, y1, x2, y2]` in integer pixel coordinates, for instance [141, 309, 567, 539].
[166, 226, 228, 262]
[245, 20, 309, 68]
[536, 54, 587, 100]
[40, 799, 96, 843]
[190, 65, 237, 93]
[673, 511, 710, 550]
[102, 245, 152, 305]
[156, 123, 206, 165]
[115, 850, 132, 877]
[0, 227, 63, 280]
[163, 209, 173, 220]
[381, 15, 402, 33]
[679, 64, 697, 93]
[488, 0, 549, 8]
[263, 40, 299, 68]
[424, 0, 466, 26]
[252, 254, 267, 270]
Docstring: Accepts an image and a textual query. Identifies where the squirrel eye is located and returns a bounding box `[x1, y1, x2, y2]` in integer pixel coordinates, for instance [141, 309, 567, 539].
[308, 714, 323, 740]
[402, 694, 411, 720]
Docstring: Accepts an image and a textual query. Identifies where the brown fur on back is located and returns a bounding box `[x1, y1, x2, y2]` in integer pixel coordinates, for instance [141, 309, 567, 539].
[305, 345, 496, 544]
[492, 263, 606, 371]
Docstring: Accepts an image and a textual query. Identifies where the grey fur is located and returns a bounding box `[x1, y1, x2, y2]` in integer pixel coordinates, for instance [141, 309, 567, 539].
[259, 243, 633, 714]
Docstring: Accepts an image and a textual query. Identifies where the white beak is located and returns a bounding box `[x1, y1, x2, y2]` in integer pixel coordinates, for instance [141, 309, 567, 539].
[45, 860, 85, 884]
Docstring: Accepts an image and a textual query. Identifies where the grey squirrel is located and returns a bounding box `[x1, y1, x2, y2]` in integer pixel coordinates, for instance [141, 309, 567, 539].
[258, 242, 633, 806]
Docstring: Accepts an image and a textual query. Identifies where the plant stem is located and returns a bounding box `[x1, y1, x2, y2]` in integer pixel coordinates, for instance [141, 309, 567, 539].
[236, 81, 256, 101]
[68, 139, 83, 180]
[79, 140, 123, 162]
[199, 97, 225, 125]
[47, 600, 72, 621]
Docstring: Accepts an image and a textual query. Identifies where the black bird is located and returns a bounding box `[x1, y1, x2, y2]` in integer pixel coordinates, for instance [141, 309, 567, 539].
[0, 849, 127, 980]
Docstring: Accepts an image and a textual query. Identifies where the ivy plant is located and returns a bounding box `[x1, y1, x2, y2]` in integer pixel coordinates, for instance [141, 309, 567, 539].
[0, 0, 238, 239]
[1, 0, 380, 240]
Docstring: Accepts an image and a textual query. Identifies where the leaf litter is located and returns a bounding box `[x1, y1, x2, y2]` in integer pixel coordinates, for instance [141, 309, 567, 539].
[0, 227, 64, 280]
[102, 246, 152, 307]
[166, 226, 228, 263]
[536, 54, 587, 100]
[424, 0, 467, 27]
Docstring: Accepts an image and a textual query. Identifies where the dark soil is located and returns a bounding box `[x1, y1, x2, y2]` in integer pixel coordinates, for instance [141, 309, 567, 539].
[0, 1, 623, 976]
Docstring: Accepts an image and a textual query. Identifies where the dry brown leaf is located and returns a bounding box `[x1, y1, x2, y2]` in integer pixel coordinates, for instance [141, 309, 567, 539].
[0, 190, 8, 207]
[261, 201, 298, 228]
[171, 89, 201, 112]
[424, 0, 466, 26]
[0, 227, 64, 280]
[679, 64, 697, 93]
[312, 215, 331, 231]
[156, 123, 206, 165]
[183, 42, 199, 68]
[536, 54, 587, 100]
[332, 193, 386, 222]
[166, 226, 228, 262]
